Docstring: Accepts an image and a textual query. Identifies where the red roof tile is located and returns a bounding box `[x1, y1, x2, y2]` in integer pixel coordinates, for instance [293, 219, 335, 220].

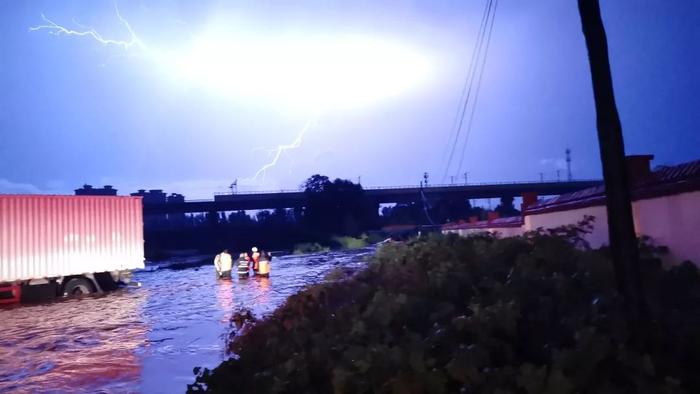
[525, 158, 700, 215]
[443, 215, 523, 230]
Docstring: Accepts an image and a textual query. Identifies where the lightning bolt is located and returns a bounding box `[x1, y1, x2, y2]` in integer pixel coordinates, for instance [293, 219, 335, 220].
[29, 5, 146, 52]
[30, 6, 324, 189]
[245, 112, 320, 182]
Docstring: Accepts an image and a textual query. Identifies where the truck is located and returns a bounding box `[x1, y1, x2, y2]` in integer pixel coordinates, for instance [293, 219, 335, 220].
[0, 194, 144, 304]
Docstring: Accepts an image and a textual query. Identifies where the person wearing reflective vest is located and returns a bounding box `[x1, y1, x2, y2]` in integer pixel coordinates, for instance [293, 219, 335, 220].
[257, 250, 271, 277]
[237, 252, 250, 278]
[214, 249, 233, 278]
[251, 247, 261, 274]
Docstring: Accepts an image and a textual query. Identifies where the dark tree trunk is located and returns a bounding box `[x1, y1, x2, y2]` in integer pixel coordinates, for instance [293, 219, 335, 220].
[577, 0, 648, 342]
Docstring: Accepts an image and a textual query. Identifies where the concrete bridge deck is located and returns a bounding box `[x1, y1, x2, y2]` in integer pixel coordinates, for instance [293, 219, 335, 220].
[143, 180, 602, 214]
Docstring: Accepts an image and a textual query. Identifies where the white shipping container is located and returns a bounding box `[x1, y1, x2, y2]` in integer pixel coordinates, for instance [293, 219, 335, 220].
[0, 195, 144, 283]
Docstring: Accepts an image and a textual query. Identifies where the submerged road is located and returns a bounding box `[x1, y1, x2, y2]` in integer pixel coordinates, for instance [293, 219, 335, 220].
[0, 249, 373, 393]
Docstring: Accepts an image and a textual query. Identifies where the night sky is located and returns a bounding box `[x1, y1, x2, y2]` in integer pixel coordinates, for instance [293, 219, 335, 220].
[0, 1, 698, 199]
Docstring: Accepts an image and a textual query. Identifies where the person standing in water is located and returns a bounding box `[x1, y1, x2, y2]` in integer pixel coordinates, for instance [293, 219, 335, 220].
[237, 252, 251, 278]
[251, 247, 261, 275]
[257, 250, 271, 277]
[214, 249, 233, 278]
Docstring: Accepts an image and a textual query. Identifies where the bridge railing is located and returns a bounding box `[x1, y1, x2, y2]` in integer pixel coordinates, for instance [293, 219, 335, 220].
[213, 189, 303, 196]
[362, 179, 601, 191]
[210, 179, 602, 196]
[149, 179, 602, 206]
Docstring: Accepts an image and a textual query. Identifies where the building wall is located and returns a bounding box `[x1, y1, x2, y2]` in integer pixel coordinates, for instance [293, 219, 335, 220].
[524, 191, 700, 266]
[491, 226, 524, 238]
[633, 191, 700, 266]
[524, 205, 610, 249]
[444, 190, 700, 267]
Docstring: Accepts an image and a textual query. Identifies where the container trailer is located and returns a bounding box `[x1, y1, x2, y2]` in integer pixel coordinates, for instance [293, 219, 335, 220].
[0, 194, 144, 304]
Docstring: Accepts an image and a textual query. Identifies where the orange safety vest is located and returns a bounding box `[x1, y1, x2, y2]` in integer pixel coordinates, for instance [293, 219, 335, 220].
[252, 252, 260, 269]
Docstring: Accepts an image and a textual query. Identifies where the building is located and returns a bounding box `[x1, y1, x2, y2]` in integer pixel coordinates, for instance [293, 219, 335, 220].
[129, 189, 167, 204]
[74, 184, 117, 196]
[443, 155, 700, 266]
[166, 193, 186, 223]
[166, 193, 185, 204]
[130, 189, 168, 227]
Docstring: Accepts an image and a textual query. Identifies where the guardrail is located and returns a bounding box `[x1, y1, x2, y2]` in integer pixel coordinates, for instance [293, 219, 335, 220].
[143, 179, 603, 211]
[210, 179, 602, 196]
[213, 189, 303, 196]
[361, 179, 601, 191]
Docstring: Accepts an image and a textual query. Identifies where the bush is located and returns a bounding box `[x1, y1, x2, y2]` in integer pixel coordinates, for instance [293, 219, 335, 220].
[293, 242, 330, 255]
[189, 222, 700, 393]
[332, 235, 369, 250]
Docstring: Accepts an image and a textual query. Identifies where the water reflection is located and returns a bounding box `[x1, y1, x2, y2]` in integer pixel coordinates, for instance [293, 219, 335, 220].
[0, 248, 373, 393]
[0, 291, 147, 393]
[252, 276, 271, 306]
[215, 278, 235, 323]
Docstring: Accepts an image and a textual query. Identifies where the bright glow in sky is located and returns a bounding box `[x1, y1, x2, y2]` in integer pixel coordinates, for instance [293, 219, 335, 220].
[1, 1, 697, 198]
[26, 9, 438, 187]
[29, 8, 436, 112]
[162, 33, 435, 111]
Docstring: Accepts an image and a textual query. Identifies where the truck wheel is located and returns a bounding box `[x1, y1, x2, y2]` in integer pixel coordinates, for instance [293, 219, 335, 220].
[63, 278, 95, 296]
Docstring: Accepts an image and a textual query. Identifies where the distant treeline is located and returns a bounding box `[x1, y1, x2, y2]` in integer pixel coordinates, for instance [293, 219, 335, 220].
[144, 174, 519, 259]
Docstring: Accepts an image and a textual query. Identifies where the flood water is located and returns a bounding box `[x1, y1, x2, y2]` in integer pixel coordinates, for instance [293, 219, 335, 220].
[0, 249, 373, 393]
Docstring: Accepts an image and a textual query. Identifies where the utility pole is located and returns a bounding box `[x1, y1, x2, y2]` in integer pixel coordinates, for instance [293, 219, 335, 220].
[229, 179, 238, 194]
[578, 0, 646, 341]
[556, 169, 560, 182]
[450, 175, 454, 184]
[464, 172, 469, 184]
[566, 148, 573, 181]
[539, 172, 544, 182]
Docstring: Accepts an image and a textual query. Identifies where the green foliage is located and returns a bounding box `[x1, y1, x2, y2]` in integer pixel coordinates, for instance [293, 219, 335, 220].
[302, 174, 377, 235]
[292, 242, 329, 255]
[494, 196, 520, 218]
[293, 234, 373, 255]
[189, 223, 700, 393]
[364, 231, 387, 245]
[322, 267, 347, 281]
[381, 198, 490, 226]
[332, 235, 369, 250]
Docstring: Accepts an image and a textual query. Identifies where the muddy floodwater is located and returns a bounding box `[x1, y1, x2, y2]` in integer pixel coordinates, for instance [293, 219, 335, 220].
[0, 249, 373, 393]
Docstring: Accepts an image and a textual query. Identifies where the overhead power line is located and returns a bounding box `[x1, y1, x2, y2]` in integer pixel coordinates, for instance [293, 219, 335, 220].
[442, 0, 498, 182]
[440, 0, 492, 180]
[455, 0, 498, 177]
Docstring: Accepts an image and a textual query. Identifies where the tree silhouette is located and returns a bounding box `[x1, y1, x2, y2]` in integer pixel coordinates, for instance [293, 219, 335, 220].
[578, 0, 647, 342]
[302, 175, 375, 235]
[494, 196, 520, 218]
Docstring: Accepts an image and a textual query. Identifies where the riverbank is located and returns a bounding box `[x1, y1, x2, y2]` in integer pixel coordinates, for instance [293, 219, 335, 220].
[189, 229, 700, 393]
